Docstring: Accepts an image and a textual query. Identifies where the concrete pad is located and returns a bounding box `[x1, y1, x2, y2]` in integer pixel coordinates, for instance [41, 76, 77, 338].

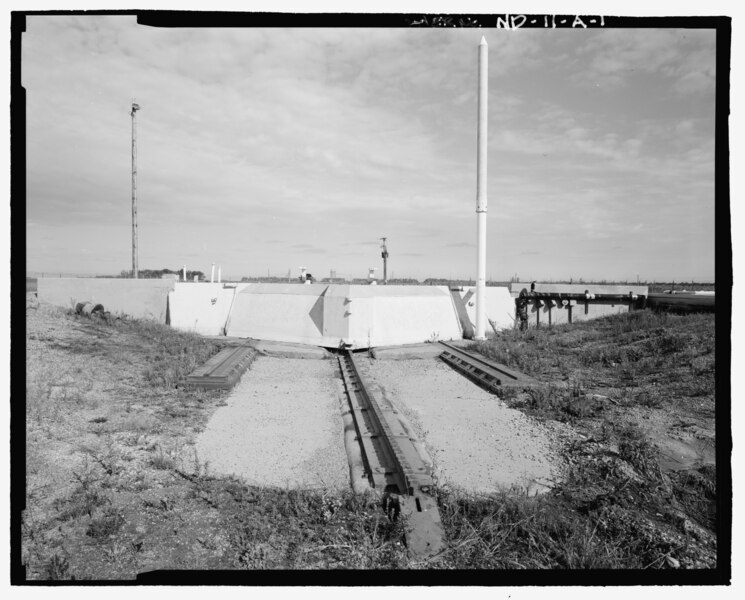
[37, 277, 174, 322]
[251, 340, 330, 359]
[370, 343, 445, 360]
[167, 282, 237, 336]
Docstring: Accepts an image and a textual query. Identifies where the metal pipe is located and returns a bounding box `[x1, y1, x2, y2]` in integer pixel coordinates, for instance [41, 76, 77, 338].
[475, 37, 488, 340]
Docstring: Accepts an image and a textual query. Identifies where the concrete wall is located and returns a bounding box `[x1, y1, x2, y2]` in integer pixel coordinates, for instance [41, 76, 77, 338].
[37, 277, 174, 322]
[525, 298, 630, 326]
[458, 286, 515, 332]
[225, 284, 341, 346]
[225, 284, 462, 348]
[509, 283, 649, 327]
[168, 282, 238, 336]
[340, 286, 462, 347]
[509, 283, 648, 297]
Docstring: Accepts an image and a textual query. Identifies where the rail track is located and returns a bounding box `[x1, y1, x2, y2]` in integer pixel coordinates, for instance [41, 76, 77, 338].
[338, 350, 445, 559]
[438, 340, 540, 392]
[181, 342, 257, 390]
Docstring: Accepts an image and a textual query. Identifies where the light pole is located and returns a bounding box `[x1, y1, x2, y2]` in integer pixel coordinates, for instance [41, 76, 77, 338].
[380, 237, 389, 284]
[131, 101, 140, 278]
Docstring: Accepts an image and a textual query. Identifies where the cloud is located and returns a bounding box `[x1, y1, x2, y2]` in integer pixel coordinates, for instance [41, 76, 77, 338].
[22, 19, 715, 281]
[572, 29, 715, 95]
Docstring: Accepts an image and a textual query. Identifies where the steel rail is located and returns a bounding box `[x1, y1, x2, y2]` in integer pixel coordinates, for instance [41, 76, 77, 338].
[439, 340, 523, 382]
[438, 341, 540, 390]
[337, 350, 445, 558]
[181, 343, 257, 390]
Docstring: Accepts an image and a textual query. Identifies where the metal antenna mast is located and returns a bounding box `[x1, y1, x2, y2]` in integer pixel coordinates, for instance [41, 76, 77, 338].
[131, 101, 141, 279]
[380, 237, 389, 284]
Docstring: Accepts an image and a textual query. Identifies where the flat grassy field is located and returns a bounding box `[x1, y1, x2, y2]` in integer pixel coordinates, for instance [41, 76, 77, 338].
[22, 303, 718, 578]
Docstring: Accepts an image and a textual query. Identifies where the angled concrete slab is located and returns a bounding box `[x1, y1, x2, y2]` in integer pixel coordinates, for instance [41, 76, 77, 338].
[225, 284, 463, 349]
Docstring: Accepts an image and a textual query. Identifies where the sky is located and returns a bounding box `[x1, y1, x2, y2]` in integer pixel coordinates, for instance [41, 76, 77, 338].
[22, 15, 717, 282]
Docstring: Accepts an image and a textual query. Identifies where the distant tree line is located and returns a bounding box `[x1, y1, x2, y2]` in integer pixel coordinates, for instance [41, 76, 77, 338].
[118, 268, 205, 280]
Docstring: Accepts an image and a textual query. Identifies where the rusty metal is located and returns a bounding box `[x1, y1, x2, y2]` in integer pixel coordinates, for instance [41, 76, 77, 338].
[181, 343, 257, 390]
[438, 340, 540, 391]
[338, 351, 445, 558]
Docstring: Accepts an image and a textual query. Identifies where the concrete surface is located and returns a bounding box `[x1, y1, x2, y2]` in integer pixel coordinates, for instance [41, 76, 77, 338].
[36, 277, 174, 322]
[251, 340, 330, 359]
[370, 343, 446, 360]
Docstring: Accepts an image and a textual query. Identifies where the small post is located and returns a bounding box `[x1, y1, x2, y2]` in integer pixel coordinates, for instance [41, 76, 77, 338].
[182, 266, 186, 281]
[210, 263, 215, 283]
[217, 266, 222, 283]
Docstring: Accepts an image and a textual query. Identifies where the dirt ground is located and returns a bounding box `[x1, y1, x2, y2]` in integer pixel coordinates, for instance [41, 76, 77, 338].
[22, 300, 721, 576]
[196, 357, 349, 489]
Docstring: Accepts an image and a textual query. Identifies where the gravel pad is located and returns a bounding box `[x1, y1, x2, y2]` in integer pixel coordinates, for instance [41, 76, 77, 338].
[196, 357, 349, 490]
[366, 358, 561, 494]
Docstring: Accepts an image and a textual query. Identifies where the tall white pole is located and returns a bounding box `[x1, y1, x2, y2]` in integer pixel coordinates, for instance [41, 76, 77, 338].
[131, 102, 140, 279]
[475, 37, 488, 340]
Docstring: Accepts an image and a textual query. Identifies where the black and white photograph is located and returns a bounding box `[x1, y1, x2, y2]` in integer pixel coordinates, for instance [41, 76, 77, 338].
[12, 3, 732, 586]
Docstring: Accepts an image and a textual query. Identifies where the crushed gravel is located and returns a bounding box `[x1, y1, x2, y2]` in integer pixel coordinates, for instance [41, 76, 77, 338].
[195, 357, 350, 490]
[364, 357, 564, 494]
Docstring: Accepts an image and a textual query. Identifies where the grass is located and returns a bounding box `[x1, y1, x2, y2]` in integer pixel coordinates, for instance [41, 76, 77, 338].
[470, 310, 715, 405]
[23, 305, 717, 577]
[458, 309, 717, 569]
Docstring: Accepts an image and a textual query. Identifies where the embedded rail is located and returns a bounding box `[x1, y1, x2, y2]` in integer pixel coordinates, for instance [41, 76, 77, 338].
[337, 350, 445, 559]
[181, 343, 257, 390]
[438, 340, 540, 392]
